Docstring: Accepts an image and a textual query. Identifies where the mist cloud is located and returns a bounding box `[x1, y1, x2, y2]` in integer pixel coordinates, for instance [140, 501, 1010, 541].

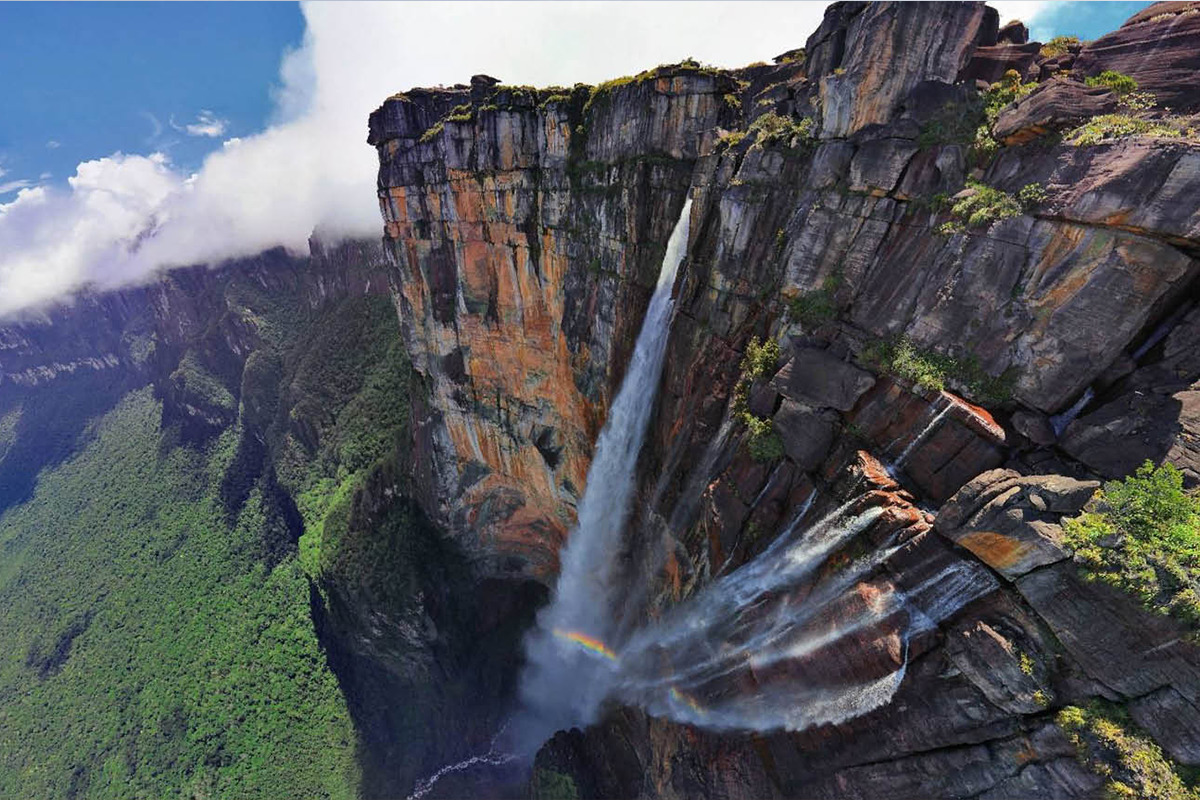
[0, 0, 1046, 319]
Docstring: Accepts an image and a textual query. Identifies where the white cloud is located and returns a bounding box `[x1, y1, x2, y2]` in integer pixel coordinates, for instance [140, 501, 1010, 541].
[991, 1, 1054, 35]
[0, 153, 180, 314]
[174, 109, 229, 138]
[0, 0, 1052, 319]
[46, 140, 61, 149]
[0, 179, 35, 196]
[0, 166, 34, 196]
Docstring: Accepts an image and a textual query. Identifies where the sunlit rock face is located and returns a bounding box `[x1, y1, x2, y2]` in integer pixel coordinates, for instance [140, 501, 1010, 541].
[363, 1, 1200, 797]
[369, 69, 738, 582]
[1073, 1, 1200, 113]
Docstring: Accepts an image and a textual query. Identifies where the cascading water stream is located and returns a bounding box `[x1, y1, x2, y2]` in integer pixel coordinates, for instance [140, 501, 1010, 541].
[404, 198, 693, 799]
[404, 198, 998, 797]
[511, 196, 694, 752]
[891, 397, 952, 473]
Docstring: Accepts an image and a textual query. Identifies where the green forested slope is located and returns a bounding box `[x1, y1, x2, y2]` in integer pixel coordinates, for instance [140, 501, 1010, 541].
[0, 389, 359, 799]
[0, 285, 414, 799]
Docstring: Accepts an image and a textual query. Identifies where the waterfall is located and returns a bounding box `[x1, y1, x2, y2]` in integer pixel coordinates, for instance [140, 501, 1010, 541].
[609, 504, 910, 732]
[511, 197, 693, 753]
[1049, 386, 1096, 437]
[404, 195, 995, 796]
[892, 398, 952, 472]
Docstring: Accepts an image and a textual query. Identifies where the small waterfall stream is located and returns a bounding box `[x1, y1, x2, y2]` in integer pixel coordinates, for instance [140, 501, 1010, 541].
[892, 397, 952, 472]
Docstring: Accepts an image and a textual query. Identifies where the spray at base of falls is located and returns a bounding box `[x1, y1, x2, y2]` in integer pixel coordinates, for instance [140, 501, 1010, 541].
[510, 197, 694, 755]
[403, 198, 996, 795]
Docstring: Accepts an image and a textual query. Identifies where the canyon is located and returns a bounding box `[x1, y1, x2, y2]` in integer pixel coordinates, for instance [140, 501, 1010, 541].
[2, 1, 1200, 798]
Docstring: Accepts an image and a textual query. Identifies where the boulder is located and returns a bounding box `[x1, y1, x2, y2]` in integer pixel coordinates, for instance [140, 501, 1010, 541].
[993, 78, 1119, 145]
[773, 399, 837, 470]
[997, 20, 1029, 44]
[770, 346, 876, 411]
[1060, 382, 1200, 485]
[935, 469, 1098, 579]
[959, 42, 1041, 84]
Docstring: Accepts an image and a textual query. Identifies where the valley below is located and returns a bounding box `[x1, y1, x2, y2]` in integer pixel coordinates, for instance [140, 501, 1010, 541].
[2, 2, 1200, 798]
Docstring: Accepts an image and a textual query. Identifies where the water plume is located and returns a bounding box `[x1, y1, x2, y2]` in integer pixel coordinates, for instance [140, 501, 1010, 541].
[892, 398, 952, 471]
[511, 198, 693, 753]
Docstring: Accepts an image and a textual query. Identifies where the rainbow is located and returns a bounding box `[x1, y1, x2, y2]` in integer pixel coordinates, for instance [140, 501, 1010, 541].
[552, 628, 618, 662]
[670, 687, 707, 716]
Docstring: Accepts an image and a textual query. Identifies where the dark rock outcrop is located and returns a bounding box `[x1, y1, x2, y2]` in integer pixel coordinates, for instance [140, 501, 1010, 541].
[770, 344, 876, 411]
[960, 41, 1042, 85]
[993, 77, 1119, 144]
[1073, 1, 1200, 112]
[935, 469, 1098, 579]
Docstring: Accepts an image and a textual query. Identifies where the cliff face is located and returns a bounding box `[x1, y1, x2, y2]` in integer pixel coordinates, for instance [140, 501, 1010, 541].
[368, 1, 1200, 797]
[0, 243, 395, 510]
[0, 241, 530, 799]
[4, 1, 1199, 797]
[368, 68, 737, 581]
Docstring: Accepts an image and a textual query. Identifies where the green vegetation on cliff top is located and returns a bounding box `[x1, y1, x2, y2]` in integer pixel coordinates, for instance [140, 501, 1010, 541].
[861, 336, 1016, 406]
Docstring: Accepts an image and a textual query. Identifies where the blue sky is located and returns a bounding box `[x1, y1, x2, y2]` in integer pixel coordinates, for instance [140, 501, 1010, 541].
[1023, 1, 1152, 40]
[0, 1, 1150, 199]
[0, 1, 1157, 317]
[0, 2, 303, 192]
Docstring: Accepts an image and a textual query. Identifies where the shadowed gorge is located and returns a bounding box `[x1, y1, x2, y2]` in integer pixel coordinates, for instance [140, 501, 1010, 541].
[3, 2, 1200, 799]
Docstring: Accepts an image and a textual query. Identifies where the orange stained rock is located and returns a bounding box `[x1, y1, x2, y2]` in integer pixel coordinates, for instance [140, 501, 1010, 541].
[1027, 224, 1087, 302]
[850, 580, 894, 615]
[857, 450, 900, 491]
[662, 550, 683, 599]
[1014, 735, 1040, 766]
[878, 504, 924, 529]
[956, 530, 1034, 571]
[941, 391, 1006, 442]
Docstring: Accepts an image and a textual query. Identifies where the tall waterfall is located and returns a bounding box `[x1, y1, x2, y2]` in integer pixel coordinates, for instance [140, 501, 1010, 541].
[512, 198, 693, 753]
[404, 197, 995, 797]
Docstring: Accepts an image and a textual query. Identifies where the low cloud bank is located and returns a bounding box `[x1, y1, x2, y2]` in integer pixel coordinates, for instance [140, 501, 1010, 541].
[0, 0, 1044, 319]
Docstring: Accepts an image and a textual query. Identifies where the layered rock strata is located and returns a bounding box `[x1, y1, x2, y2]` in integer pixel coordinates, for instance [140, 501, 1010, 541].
[367, 1, 1200, 797]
